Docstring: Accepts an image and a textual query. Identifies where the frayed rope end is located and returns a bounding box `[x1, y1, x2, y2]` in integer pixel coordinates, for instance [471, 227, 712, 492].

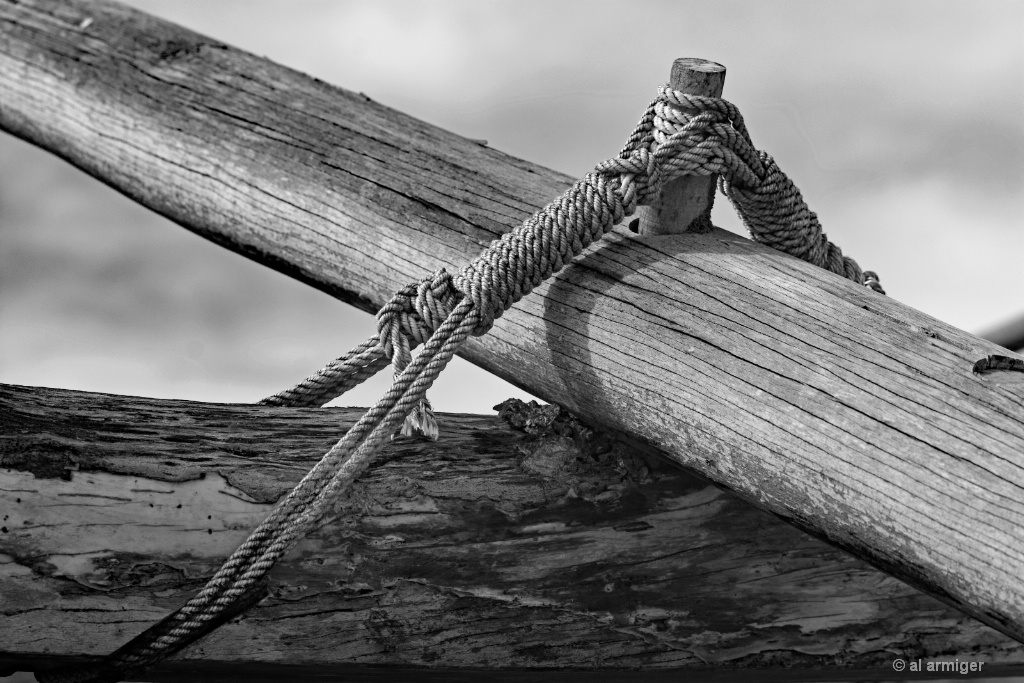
[397, 398, 440, 441]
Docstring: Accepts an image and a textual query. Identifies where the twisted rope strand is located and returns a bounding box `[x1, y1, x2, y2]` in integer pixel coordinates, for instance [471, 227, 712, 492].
[259, 335, 389, 408]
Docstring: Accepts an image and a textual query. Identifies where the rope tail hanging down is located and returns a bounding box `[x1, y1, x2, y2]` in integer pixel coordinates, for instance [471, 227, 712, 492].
[41, 84, 883, 683]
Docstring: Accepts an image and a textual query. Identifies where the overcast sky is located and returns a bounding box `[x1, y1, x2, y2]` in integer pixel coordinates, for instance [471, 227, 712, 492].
[1, 0, 1021, 413]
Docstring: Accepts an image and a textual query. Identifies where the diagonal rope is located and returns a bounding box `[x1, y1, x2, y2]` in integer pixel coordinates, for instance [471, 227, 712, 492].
[43, 299, 480, 683]
[260, 335, 390, 408]
[42, 84, 883, 683]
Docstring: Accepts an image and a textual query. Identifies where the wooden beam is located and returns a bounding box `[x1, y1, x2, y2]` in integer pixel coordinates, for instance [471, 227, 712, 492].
[3, 383, 1023, 677]
[1, 0, 1023, 643]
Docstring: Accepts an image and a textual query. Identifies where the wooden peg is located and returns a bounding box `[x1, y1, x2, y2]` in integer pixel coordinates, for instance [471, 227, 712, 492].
[634, 57, 726, 236]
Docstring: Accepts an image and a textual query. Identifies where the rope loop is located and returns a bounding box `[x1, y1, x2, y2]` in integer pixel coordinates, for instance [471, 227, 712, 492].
[656, 88, 752, 143]
[376, 268, 463, 375]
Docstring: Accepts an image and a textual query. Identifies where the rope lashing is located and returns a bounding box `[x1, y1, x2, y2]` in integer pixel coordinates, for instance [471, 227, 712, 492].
[42, 85, 882, 683]
[653, 88, 883, 289]
[264, 90, 882, 421]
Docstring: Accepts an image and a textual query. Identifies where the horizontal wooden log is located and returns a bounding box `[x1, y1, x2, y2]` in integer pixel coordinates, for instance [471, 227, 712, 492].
[2, 0, 1024, 645]
[3, 383, 1023, 679]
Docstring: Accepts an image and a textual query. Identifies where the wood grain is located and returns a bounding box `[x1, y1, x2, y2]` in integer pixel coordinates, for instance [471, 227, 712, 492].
[2, 383, 1022, 677]
[1, 0, 1022, 643]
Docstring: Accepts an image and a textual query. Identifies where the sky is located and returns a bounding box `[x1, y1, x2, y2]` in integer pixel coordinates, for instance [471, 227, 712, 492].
[1, 0, 1022, 414]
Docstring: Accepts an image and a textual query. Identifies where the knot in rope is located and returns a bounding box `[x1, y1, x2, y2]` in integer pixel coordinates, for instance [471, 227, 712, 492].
[376, 268, 463, 375]
[593, 147, 662, 209]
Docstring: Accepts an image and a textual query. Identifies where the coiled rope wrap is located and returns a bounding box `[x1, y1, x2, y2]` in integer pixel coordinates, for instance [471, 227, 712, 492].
[45, 85, 882, 683]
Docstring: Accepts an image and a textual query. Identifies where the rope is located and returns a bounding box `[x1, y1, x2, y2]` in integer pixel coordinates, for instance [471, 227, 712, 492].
[42, 85, 882, 683]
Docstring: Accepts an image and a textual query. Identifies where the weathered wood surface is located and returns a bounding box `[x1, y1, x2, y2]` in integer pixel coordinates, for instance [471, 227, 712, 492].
[3, 383, 1023, 679]
[2, 0, 1024, 643]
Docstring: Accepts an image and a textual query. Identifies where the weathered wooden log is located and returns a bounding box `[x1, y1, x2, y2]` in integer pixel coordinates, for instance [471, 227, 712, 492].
[3, 383, 1023, 679]
[1, 0, 1023, 644]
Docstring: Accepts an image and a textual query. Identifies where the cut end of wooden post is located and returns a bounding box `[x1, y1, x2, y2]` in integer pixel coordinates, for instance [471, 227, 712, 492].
[634, 58, 726, 236]
[670, 58, 726, 96]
